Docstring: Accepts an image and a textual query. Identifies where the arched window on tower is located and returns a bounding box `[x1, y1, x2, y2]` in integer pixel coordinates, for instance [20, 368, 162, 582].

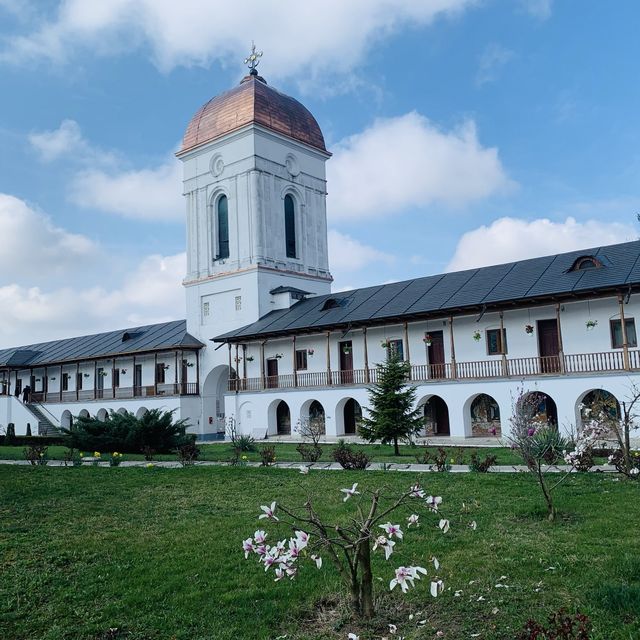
[216, 195, 229, 259]
[284, 194, 297, 259]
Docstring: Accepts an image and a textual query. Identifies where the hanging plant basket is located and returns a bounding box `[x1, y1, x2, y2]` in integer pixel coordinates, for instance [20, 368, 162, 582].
[525, 324, 534, 335]
[586, 319, 598, 330]
[307, 349, 314, 356]
[423, 334, 433, 347]
[245, 355, 254, 362]
[472, 330, 482, 342]
[342, 345, 352, 355]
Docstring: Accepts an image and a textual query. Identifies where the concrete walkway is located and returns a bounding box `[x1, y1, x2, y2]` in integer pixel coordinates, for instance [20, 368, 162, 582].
[0, 458, 619, 473]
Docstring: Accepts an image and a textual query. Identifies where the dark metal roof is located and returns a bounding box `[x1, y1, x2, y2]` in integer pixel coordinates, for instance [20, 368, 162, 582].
[0, 320, 203, 368]
[215, 240, 640, 342]
[269, 286, 311, 296]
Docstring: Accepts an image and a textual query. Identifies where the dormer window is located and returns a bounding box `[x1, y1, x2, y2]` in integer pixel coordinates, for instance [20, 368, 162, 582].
[321, 297, 345, 311]
[570, 255, 602, 271]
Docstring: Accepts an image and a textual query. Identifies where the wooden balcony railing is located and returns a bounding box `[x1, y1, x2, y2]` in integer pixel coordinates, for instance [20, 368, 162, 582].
[26, 383, 199, 404]
[228, 350, 638, 392]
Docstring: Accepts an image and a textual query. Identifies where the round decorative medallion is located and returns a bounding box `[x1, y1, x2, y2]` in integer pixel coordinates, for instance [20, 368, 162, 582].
[285, 154, 300, 177]
[210, 154, 225, 177]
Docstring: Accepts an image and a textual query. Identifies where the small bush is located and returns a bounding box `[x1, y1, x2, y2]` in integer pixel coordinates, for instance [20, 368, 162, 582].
[332, 442, 371, 470]
[296, 442, 322, 462]
[176, 442, 200, 466]
[109, 452, 124, 467]
[517, 608, 591, 639]
[5, 423, 16, 445]
[259, 445, 277, 467]
[607, 448, 640, 478]
[24, 444, 48, 466]
[469, 450, 497, 473]
[233, 435, 256, 452]
[0, 435, 66, 447]
[141, 446, 155, 461]
[63, 447, 82, 467]
[416, 447, 451, 471]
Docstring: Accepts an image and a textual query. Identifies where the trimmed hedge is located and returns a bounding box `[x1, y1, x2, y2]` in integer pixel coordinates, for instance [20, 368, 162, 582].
[0, 435, 67, 447]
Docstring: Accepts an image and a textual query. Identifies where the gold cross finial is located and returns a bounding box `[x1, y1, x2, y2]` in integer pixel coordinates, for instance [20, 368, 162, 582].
[244, 41, 263, 75]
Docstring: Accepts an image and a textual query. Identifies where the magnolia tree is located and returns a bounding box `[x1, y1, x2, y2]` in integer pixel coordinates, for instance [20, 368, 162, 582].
[507, 390, 607, 521]
[242, 478, 467, 619]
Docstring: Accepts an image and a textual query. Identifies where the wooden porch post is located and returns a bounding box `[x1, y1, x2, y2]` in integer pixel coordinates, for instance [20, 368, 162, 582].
[228, 344, 234, 392]
[112, 358, 116, 397]
[363, 327, 370, 383]
[59, 365, 63, 402]
[403, 321, 411, 379]
[75, 362, 79, 401]
[260, 341, 266, 389]
[234, 343, 239, 391]
[195, 350, 200, 394]
[174, 351, 178, 394]
[326, 331, 332, 385]
[555, 303, 565, 373]
[93, 361, 97, 400]
[618, 293, 630, 370]
[292, 336, 298, 387]
[499, 311, 508, 377]
[133, 354, 137, 396]
[242, 345, 247, 386]
[449, 316, 457, 379]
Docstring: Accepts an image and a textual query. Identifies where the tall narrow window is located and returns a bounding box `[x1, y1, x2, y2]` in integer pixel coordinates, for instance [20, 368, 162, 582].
[216, 195, 229, 259]
[284, 194, 296, 258]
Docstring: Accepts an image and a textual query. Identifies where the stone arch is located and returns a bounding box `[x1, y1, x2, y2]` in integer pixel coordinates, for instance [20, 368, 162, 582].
[267, 399, 291, 436]
[78, 409, 90, 419]
[202, 364, 231, 433]
[61, 410, 73, 429]
[577, 388, 621, 429]
[335, 397, 363, 435]
[417, 394, 450, 436]
[135, 407, 149, 419]
[301, 399, 326, 435]
[96, 408, 108, 422]
[519, 391, 558, 427]
[464, 393, 502, 437]
[117, 407, 128, 416]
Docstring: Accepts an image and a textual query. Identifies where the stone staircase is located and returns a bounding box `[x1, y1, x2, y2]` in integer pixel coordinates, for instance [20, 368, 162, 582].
[25, 402, 60, 436]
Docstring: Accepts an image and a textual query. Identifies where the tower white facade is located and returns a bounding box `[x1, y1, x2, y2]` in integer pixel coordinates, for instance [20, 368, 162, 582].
[176, 71, 333, 432]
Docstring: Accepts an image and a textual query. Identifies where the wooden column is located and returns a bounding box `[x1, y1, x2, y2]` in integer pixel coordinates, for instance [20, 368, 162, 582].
[618, 293, 630, 370]
[326, 331, 332, 385]
[174, 351, 178, 394]
[499, 311, 508, 377]
[403, 321, 411, 379]
[153, 353, 158, 396]
[363, 327, 370, 383]
[76, 362, 79, 401]
[292, 336, 298, 387]
[235, 344, 239, 391]
[59, 365, 63, 402]
[112, 358, 116, 397]
[93, 361, 97, 400]
[260, 341, 266, 390]
[555, 303, 565, 373]
[228, 344, 234, 392]
[133, 354, 137, 396]
[44, 366, 47, 399]
[449, 316, 457, 379]
[195, 350, 200, 394]
[242, 345, 247, 384]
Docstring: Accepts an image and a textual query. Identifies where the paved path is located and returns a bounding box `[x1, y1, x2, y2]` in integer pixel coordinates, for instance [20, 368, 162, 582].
[0, 459, 618, 473]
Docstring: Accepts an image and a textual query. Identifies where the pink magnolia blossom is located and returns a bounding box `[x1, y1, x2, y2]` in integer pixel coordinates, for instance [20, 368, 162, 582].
[390, 566, 427, 593]
[438, 519, 450, 534]
[340, 483, 360, 502]
[373, 535, 396, 560]
[379, 522, 404, 539]
[430, 579, 444, 597]
[407, 514, 420, 527]
[409, 484, 425, 498]
[425, 495, 442, 512]
[259, 501, 279, 521]
[253, 530, 267, 544]
[242, 538, 254, 558]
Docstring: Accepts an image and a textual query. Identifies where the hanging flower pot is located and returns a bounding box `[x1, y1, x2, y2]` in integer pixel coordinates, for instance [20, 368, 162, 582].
[342, 345, 352, 355]
[525, 324, 534, 335]
[307, 349, 314, 356]
[423, 333, 433, 347]
[586, 319, 598, 330]
[245, 355, 254, 362]
[472, 330, 481, 342]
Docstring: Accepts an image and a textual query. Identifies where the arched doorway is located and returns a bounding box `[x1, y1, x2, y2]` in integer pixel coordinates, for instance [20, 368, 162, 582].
[579, 389, 620, 431]
[96, 408, 108, 422]
[521, 391, 558, 427]
[202, 365, 231, 434]
[469, 394, 501, 436]
[308, 400, 326, 435]
[78, 409, 90, 419]
[135, 407, 149, 419]
[423, 396, 450, 436]
[61, 410, 73, 429]
[276, 401, 291, 435]
[343, 398, 363, 435]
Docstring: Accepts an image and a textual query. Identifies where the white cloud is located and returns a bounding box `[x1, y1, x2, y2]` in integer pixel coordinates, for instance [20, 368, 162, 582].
[520, 0, 553, 19]
[69, 158, 183, 221]
[475, 43, 513, 86]
[0, 251, 186, 348]
[327, 112, 511, 220]
[0, 0, 477, 77]
[446, 216, 635, 271]
[0, 193, 99, 283]
[28, 119, 87, 162]
[328, 229, 394, 271]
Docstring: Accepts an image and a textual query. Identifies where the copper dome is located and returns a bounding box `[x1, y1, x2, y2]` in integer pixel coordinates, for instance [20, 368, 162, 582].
[179, 75, 328, 155]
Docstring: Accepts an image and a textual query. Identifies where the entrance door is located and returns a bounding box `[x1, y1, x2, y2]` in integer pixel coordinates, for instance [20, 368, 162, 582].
[538, 319, 560, 373]
[427, 331, 446, 379]
[134, 364, 143, 395]
[343, 398, 362, 435]
[266, 358, 279, 388]
[276, 401, 291, 435]
[339, 341, 353, 384]
[96, 367, 104, 398]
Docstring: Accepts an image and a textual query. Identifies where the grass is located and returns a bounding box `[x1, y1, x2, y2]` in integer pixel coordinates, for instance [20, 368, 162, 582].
[1, 466, 638, 639]
[0, 441, 528, 465]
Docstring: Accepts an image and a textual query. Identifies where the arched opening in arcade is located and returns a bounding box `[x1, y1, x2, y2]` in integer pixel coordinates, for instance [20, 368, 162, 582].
[342, 398, 363, 435]
[422, 395, 450, 436]
[275, 400, 291, 435]
[520, 391, 558, 427]
[469, 393, 501, 437]
[578, 389, 621, 435]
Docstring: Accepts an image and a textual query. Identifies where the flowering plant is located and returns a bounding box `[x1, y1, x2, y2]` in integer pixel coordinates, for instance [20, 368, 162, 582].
[109, 451, 123, 467]
[423, 334, 433, 346]
[307, 349, 314, 356]
[585, 319, 598, 330]
[525, 324, 534, 334]
[472, 330, 481, 342]
[242, 481, 471, 620]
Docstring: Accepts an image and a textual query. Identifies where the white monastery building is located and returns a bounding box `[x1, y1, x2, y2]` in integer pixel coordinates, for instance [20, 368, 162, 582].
[2, 59, 640, 441]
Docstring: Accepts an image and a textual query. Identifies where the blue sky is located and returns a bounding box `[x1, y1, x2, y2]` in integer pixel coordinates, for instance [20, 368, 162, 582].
[1, 0, 639, 347]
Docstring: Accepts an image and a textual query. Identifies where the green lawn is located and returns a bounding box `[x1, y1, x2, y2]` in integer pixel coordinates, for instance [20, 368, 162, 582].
[0, 441, 526, 465]
[1, 466, 638, 639]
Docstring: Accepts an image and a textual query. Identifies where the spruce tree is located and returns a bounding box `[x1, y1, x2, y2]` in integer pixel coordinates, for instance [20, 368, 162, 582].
[360, 353, 424, 455]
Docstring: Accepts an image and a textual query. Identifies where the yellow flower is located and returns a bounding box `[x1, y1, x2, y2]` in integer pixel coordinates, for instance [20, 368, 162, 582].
[146, 463, 154, 468]
[94, 451, 101, 458]
[241, 455, 248, 460]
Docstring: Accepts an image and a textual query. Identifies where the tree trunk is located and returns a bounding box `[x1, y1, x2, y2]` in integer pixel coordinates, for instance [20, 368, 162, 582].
[537, 462, 556, 521]
[357, 539, 375, 618]
[349, 575, 361, 615]
[393, 437, 400, 456]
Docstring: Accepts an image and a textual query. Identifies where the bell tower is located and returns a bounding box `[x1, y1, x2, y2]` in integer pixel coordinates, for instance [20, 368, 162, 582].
[176, 47, 333, 345]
